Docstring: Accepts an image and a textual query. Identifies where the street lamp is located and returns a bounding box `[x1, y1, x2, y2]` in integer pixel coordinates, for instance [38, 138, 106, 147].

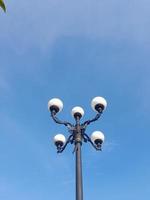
[48, 97, 107, 200]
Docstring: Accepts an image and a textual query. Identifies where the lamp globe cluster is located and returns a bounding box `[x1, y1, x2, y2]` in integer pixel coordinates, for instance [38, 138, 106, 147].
[48, 96, 107, 114]
[48, 96, 107, 149]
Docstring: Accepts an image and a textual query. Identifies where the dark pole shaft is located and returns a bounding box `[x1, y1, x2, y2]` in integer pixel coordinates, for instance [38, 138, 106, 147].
[76, 141, 83, 200]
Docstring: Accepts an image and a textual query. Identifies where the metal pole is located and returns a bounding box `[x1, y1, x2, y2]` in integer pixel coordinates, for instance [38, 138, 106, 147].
[76, 141, 83, 200]
[75, 115, 83, 200]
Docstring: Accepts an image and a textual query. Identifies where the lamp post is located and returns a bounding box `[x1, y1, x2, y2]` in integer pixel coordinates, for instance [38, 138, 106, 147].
[48, 97, 107, 200]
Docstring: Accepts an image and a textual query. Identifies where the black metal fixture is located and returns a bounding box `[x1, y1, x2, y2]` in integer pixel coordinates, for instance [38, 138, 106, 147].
[48, 97, 107, 200]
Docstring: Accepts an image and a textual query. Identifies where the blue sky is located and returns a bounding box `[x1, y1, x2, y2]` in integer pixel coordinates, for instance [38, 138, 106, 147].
[0, 0, 150, 200]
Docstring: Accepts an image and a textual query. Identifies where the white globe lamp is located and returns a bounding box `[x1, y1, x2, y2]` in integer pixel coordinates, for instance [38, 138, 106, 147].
[91, 131, 105, 145]
[91, 96, 107, 112]
[54, 134, 66, 147]
[71, 106, 84, 119]
[48, 98, 63, 113]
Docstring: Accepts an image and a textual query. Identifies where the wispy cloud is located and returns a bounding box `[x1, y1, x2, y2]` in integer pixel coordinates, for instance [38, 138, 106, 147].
[61, 178, 74, 186]
[104, 141, 119, 153]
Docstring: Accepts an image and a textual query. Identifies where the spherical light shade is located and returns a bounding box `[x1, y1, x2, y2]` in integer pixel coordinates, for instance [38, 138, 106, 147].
[91, 96, 107, 112]
[54, 134, 66, 144]
[48, 98, 63, 113]
[91, 131, 105, 144]
[71, 106, 84, 118]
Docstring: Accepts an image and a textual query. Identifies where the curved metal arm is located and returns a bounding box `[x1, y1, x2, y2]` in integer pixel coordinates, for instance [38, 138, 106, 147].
[57, 134, 74, 153]
[83, 133, 101, 151]
[82, 112, 102, 128]
[51, 111, 73, 128]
